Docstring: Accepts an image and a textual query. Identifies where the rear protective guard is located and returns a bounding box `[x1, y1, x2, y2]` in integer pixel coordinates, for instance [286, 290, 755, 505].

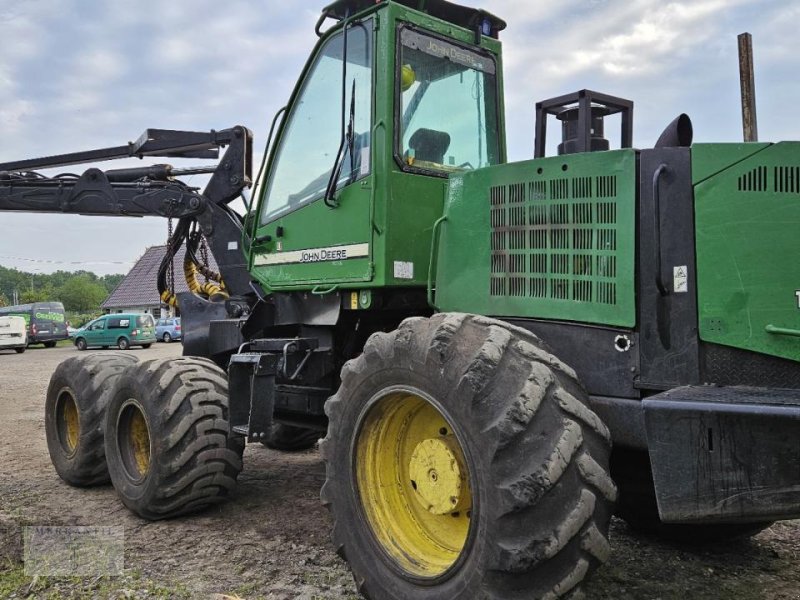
[644, 386, 800, 523]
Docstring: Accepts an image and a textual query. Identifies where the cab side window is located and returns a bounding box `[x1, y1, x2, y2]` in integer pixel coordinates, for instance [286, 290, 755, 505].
[260, 20, 374, 224]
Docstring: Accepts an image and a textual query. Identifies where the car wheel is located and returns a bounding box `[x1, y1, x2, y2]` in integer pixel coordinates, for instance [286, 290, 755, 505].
[118, 337, 130, 350]
[44, 341, 57, 348]
[162, 332, 172, 343]
[76, 338, 88, 351]
[141, 344, 152, 349]
[15, 347, 25, 354]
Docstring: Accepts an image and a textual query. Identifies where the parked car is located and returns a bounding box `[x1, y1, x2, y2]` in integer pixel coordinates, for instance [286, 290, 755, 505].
[0, 301, 69, 347]
[0, 316, 28, 353]
[72, 313, 157, 351]
[155, 317, 182, 342]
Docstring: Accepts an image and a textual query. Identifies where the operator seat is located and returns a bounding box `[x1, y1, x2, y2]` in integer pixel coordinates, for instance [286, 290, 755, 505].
[409, 128, 451, 164]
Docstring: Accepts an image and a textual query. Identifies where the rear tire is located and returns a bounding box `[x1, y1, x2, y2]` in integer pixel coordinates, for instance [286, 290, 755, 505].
[141, 343, 152, 349]
[163, 332, 172, 343]
[261, 423, 321, 451]
[117, 337, 130, 350]
[75, 338, 87, 351]
[44, 341, 57, 348]
[322, 314, 616, 600]
[45, 353, 140, 486]
[104, 357, 244, 520]
[14, 347, 25, 354]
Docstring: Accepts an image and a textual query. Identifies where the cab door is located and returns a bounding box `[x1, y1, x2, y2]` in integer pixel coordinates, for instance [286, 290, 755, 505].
[251, 19, 375, 290]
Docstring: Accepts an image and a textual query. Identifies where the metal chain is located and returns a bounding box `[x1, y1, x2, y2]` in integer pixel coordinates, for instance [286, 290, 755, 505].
[167, 217, 175, 296]
[200, 236, 210, 283]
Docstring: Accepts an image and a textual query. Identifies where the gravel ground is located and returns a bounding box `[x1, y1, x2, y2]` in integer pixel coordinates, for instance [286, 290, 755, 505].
[0, 344, 798, 599]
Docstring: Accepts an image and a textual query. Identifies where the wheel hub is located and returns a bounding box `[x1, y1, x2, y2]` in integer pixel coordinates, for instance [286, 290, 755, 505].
[409, 437, 466, 515]
[355, 390, 473, 578]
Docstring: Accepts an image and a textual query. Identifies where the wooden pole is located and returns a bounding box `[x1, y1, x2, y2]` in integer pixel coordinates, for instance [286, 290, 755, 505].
[738, 32, 758, 142]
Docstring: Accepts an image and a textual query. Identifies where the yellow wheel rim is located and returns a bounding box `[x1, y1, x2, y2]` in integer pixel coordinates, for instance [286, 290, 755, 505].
[356, 389, 472, 578]
[56, 390, 80, 454]
[119, 402, 151, 479]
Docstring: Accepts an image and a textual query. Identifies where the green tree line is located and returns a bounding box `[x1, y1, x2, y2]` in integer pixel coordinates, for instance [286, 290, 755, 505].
[0, 266, 124, 314]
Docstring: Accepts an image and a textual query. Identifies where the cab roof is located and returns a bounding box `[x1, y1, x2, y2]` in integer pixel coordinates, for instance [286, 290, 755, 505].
[321, 0, 506, 38]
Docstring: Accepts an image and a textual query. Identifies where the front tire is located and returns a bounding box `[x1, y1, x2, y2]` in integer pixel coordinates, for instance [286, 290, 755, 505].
[45, 353, 140, 486]
[104, 357, 244, 520]
[75, 338, 87, 351]
[322, 314, 616, 600]
[44, 341, 57, 348]
[14, 347, 25, 354]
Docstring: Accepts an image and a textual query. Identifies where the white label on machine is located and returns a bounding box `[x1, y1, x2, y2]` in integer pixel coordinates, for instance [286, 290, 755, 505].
[228, 241, 238, 250]
[394, 261, 414, 280]
[360, 146, 370, 177]
[253, 243, 369, 266]
[674, 266, 688, 293]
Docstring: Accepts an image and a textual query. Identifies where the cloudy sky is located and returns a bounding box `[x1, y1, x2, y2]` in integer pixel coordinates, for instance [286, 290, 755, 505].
[0, 0, 797, 275]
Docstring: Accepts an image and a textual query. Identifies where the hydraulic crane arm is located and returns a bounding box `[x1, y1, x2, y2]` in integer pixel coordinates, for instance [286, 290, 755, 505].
[0, 126, 254, 297]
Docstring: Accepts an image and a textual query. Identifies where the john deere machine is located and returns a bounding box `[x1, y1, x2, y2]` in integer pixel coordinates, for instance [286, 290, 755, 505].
[2, 1, 799, 598]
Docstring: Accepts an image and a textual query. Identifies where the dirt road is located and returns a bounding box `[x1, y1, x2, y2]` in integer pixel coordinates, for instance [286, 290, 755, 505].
[1, 344, 798, 599]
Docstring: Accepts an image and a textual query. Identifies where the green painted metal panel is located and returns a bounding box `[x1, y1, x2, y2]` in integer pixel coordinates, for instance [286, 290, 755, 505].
[251, 180, 374, 290]
[694, 142, 800, 362]
[691, 142, 771, 185]
[435, 150, 637, 327]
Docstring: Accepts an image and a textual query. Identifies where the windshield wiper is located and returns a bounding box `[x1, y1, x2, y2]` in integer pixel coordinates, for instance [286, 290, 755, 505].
[324, 78, 356, 208]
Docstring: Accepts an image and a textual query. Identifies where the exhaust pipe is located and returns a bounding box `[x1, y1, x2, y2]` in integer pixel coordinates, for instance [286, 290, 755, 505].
[654, 114, 693, 148]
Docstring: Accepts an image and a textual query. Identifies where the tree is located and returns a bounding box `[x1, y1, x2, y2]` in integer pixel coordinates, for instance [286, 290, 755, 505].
[57, 276, 109, 313]
[0, 293, 7, 307]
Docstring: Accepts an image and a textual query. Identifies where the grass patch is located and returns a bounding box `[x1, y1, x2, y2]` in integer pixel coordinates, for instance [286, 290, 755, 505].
[0, 560, 190, 599]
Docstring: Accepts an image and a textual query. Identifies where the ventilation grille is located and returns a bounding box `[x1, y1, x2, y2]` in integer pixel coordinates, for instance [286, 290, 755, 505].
[490, 174, 621, 306]
[775, 166, 800, 194]
[736, 165, 800, 193]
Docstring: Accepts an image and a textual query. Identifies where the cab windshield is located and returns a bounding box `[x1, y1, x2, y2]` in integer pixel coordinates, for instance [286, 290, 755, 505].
[398, 27, 499, 174]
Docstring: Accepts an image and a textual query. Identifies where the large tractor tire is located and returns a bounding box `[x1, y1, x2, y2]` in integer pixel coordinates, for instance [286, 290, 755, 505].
[321, 314, 616, 600]
[261, 422, 321, 452]
[45, 353, 140, 486]
[104, 357, 244, 520]
[612, 449, 773, 543]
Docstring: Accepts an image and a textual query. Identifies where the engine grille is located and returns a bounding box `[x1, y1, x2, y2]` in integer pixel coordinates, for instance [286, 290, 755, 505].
[489, 173, 624, 310]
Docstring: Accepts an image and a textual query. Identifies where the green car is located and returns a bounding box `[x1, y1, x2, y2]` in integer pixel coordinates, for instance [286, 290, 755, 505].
[73, 314, 157, 351]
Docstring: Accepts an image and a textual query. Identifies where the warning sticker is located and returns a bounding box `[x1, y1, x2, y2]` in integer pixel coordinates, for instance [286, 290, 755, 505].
[394, 261, 414, 280]
[674, 266, 688, 293]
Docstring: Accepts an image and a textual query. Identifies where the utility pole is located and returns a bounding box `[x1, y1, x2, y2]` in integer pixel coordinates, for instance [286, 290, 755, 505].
[738, 32, 758, 142]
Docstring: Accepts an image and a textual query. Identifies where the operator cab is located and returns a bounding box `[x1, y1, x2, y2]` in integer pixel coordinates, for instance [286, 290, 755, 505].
[251, 0, 507, 290]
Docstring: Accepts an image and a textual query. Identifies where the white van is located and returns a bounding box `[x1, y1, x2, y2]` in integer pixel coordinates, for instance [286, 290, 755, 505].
[0, 316, 28, 353]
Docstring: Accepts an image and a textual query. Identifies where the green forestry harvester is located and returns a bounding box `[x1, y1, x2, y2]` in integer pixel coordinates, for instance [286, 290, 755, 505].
[2, 1, 799, 598]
